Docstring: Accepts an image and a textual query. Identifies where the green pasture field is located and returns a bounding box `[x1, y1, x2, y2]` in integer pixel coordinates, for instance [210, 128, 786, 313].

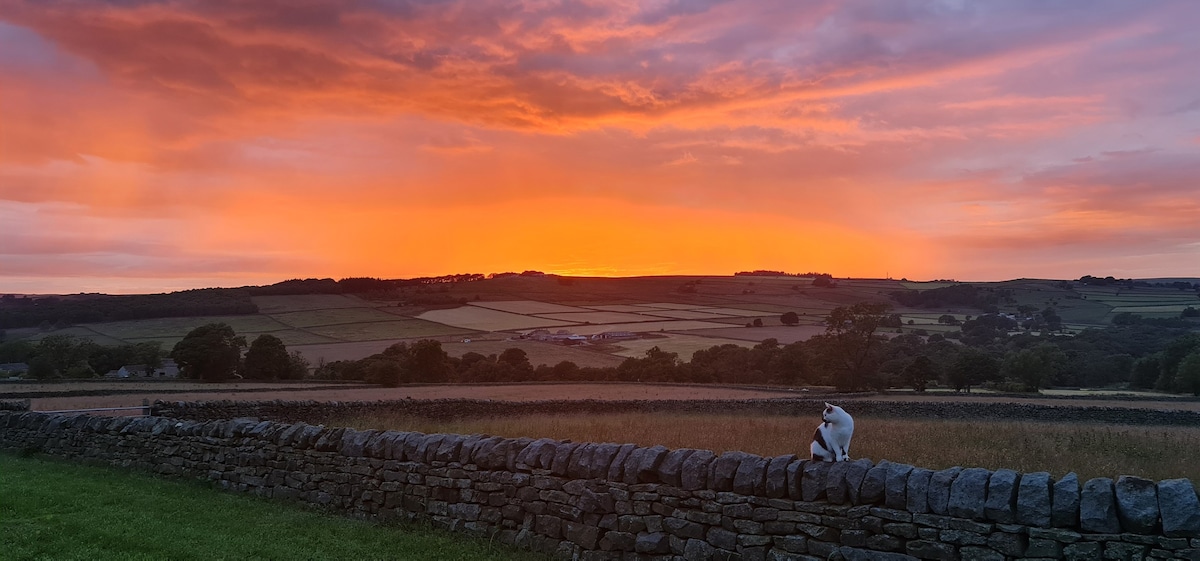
[900, 281, 959, 290]
[566, 320, 729, 335]
[16, 326, 127, 347]
[468, 300, 588, 314]
[0, 454, 529, 561]
[439, 339, 625, 369]
[584, 304, 657, 312]
[695, 307, 776, 318]
[638, 309, 740, 320]
[124, 330, 342, 348]
[417, 307, 575, 332]
[307, 319, 474, 342]
[609, 333, 755, 359]
[250, 293, 375, 313]
[240, 329, 341, 346]
[532, 311, 660, 324]
[90, 315, 291, 341]
[269, 307, 410, 328]
[338, 411, 1200, 485]
[685, 325, 826, 345]
[1111, 305, 1195, 314]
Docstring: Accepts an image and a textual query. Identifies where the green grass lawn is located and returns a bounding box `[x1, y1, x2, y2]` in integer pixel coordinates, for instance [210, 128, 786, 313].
[0, 454, 530, 561]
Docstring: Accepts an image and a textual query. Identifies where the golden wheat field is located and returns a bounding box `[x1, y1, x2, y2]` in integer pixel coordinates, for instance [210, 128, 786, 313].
[334, 411, 1200, 485]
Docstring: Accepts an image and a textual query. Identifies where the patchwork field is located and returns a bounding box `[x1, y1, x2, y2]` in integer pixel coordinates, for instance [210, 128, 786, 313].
[10, 276, 1195, 370]
[250, 294, 373, 313]
[439, 340, 626, 369]
[91, 315, 292, 340]
[305, 319, 472, 342]
[268, 307, 407, 328]
[417, 306, 574, 332]
[533, 311, 658, 324]
[469, 300, 588, 314]
[608, 333, 756, 359]
[17, 326, 127, 346]
[687, 325, 827, 344]
[565, 320, 730, 335]
[639, 309, 746, 320]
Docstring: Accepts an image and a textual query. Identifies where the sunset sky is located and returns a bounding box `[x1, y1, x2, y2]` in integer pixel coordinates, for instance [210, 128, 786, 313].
[2, 0, 1198, 294]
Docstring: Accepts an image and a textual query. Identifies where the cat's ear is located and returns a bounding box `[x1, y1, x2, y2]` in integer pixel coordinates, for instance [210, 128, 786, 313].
[824, 402, 833, 408]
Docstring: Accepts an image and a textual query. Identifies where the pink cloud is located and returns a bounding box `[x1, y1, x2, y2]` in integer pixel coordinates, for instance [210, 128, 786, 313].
[1, 1, 1199, 289]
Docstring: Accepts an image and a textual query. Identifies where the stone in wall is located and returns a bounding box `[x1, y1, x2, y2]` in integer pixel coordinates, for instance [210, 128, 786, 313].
[1114, 475, 1159, 534]
[733, 454, 768, 495]
[947, 467, 990, 520]
[785, 459, 804, 500]
[843, 458, 873, 505]
[605, 443, 634, 481]
[1157, 478, 1200, 538]
[983, 468, 1018, 523]
[549, 440, 577, 475]
[655, 448, 694, 487]
[634, 445, 669, 483]
[680, 450, 714, 491]
[765, 454, 796, 499]
[1015, 471, 1052, 528]
[801, 460, 830, 502]
[905, 468, 932, 515]
[710, 450, 750, 492]
[825, 459, 853, 504]
[927, 466, 961, 516]
[859, 461, 891, 505]
[1052, 472, 1080, 528]
[884, 463, 914, 510]
[1080, 477, 1121, 533]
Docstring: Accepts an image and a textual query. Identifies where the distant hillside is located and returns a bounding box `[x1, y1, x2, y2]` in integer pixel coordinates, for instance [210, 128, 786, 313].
[0, 289, 258, 330]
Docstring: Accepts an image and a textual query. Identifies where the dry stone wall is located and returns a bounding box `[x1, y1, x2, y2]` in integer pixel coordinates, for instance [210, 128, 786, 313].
[2, 410, 1199, 561]
[153, 397, 1200, 427]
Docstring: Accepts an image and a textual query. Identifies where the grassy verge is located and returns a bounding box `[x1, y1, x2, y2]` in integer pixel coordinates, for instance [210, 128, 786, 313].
[335, 412, 1200, 484]
[0, 454, 529, 561]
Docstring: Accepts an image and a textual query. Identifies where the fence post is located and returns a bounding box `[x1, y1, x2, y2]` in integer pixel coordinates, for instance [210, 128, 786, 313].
[142, 398, 151, 416]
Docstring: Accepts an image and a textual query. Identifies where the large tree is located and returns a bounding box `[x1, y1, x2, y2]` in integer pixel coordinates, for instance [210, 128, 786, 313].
[243, 334, 290, 380]
[1001, 343, 1065, 392]
[1177, 351, 1200, 396]
[947, 347, 999, 393]
[171, 323, 245, 381]
[811, 302, 892, 390]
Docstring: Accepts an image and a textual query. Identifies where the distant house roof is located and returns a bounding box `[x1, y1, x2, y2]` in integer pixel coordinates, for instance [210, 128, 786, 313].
[0, 363, 29, 372]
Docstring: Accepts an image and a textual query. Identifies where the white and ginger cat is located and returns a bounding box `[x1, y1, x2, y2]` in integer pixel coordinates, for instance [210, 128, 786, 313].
[810, 402, 854, 462]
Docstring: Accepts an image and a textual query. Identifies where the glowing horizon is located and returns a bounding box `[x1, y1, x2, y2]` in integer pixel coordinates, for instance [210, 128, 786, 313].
[2, 1, 1199, 294]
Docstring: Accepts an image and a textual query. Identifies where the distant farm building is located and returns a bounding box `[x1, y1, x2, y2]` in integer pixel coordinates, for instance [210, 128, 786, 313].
[525, 329, 590, 344]
[105, 359, 180, 379]
[0, 363, 29, 376]
[591, 331, 637, 341]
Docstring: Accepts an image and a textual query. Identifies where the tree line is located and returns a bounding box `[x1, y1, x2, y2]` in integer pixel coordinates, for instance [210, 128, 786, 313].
[0, 335, 164, 379]
[306, 302, 1200, 395]
[0, 289, 258, 330]
[7, 304, 1198, 395]
[168, 324, 308, 381]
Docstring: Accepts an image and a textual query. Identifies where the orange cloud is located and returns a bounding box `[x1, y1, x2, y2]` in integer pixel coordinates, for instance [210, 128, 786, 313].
[2, 1, 1199, 291]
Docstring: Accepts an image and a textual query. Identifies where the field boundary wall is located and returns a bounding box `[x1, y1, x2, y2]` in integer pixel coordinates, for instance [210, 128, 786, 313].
[153, 397, 1200, 427]
[3, 410, 1199, 561]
